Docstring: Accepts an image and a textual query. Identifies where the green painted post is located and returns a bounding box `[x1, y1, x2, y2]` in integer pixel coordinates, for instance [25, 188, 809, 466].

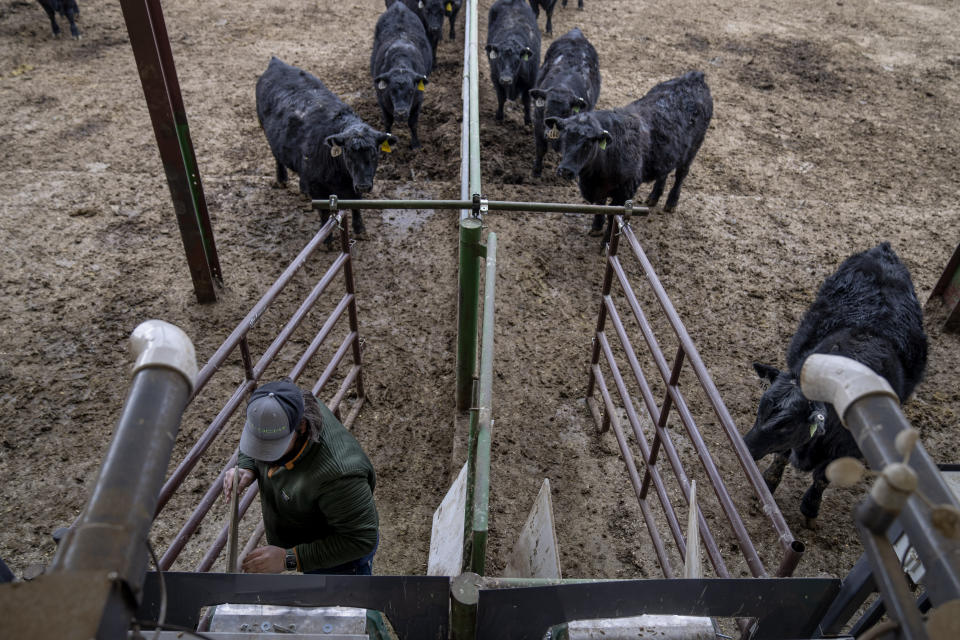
[470, 233, 497, 575]
[457, 218, 483, 411]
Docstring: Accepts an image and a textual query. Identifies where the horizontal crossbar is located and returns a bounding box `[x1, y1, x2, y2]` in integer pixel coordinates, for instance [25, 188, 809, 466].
[313, 197, 649, 217]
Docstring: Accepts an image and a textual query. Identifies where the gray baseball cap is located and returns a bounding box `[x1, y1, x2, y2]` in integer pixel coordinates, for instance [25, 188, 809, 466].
[240, 381, 304, 462]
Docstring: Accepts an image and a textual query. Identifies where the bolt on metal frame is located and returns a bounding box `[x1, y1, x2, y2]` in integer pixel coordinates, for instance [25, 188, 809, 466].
[586, 216, 804, 583]
[154, 215, 367, 571]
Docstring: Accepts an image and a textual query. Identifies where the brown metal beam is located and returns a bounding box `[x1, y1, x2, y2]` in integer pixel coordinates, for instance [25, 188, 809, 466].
[119, 0, 221, 303]
[928, 242, 960, 332]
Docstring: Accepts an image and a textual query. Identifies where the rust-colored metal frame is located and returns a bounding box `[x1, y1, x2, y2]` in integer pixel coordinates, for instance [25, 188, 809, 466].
[119, 0, 221, 303]
[154, 215, 366, 570]
[585, 216, 804, 582]
[927, 241, 960, 332]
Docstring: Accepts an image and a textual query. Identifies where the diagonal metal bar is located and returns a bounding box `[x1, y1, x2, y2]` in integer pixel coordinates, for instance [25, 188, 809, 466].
[119, 0, 220, 302]
[619, 222, 798, 568]
[591, 362, 675, 578]
[598, 323, 728, 579]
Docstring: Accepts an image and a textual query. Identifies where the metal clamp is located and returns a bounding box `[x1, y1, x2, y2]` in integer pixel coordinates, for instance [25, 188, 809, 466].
[328, 195, 339, 212]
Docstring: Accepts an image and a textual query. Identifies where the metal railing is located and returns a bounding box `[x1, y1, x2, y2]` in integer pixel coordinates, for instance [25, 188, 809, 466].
[155, 214, 367, 570]
[586, 216, 803, 582]
[463, 233, 497, 575]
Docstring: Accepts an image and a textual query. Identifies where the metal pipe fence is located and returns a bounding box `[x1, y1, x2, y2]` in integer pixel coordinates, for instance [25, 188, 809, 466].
[155, 215, 367, 570]
[586, 216, 803, 583]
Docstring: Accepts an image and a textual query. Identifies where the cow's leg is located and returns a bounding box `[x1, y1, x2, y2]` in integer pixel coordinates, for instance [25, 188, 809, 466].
[521, 90, 532, 126]
[448, 14, 455, 40]
[65, 5, 80, 38]
[545, 8, 553, 35]
[645, 177, 667, 208]
[382, 107, 395, 134]
[41, 5, 61, 37]
[589, 214, 604, 237]
[352, 209, 366, 239]
[494, 85, 506, 122]
[274, 157, 288, 187]
[319, 210, 336, 248]
[762, 453, 789, 493]
[533, 134, 547, 177]
[577, 0, 584, 8]
[800, 464, 830, 529]
[408, 104, 421, 150]
[664, 163, 691, 212]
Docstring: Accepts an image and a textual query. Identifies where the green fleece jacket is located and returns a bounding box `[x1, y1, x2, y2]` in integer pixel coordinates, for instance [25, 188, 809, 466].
[238, 401, 378, 571]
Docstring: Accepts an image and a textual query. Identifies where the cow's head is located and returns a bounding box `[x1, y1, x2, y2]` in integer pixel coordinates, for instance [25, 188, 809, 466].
[485, 39, 534, 88]
[552, 112, 612, 180]
[417, 0, 445, 42]
[531, 87, 589, 141]
[742, 362, 828, 460]
[323, 124, 397, 194]
[375, 69, 428, 122]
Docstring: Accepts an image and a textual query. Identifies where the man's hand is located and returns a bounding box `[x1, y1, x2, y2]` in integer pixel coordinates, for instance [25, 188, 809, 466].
[223, 467, 255, 502]
[242, 545, 286, 573]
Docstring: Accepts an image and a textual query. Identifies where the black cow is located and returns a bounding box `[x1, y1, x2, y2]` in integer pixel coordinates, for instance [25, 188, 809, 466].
[385, 0, 444, 60]
[530, 28, 600, 177]
[527, 0, 558, 35]
[744, 243, 928, 527]
[552, 71, 712, 242]
[486, 0, 541, 125]
[444, 0, 463, 40]
[372, 2, 433, 149]
[37, 0, 79, 39]
[256, 57, 396, 240]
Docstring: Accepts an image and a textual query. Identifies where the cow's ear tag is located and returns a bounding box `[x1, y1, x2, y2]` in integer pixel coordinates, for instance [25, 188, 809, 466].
[419, 0, 424, 8]
[330, 145, 342, 158]
[417, 79, 426, 91]
[535, 98, 545, 108]
[380, 139, 393, 153]
[572, 105, 580, 114]
[446, 2, 452, 11]
[522, 52, 530, 61]
[489, 50, 498, 60]
[377, 80, 387, 90]
[598, 138, 607, 150]
[809, 423, 818, 439]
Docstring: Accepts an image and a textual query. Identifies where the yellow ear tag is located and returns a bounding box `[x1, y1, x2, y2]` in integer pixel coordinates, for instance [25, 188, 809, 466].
[417, 79, 425, 91]
[446, 2, 452, 10]
[598, 139, 607, 150]
[380, 139, 392, 153]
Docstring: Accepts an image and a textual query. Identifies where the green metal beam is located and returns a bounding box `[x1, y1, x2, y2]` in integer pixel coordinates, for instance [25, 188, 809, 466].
[457, 219, 484, 411]
[469, 233, 497, 576]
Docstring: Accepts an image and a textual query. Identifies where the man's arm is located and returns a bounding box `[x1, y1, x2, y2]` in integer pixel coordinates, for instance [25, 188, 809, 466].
[294, 474, 379, 571]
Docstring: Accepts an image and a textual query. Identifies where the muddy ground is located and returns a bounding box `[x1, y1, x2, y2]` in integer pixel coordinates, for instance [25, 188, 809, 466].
[1, 0, 959, 616]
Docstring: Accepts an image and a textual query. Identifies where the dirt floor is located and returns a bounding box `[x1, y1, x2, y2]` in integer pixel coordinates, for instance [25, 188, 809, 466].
[1, 0, 959, 616]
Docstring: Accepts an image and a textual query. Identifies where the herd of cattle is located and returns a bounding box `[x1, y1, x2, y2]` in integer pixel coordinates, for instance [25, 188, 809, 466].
[37, 0, 931, 531]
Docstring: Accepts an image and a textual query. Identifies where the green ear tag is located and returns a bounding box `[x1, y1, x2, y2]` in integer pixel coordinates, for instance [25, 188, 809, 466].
[809, 423, 818, 439]
[380, 140, 392, 153]
[598, 139, 607, 150]
[417, 79, 425, 91]
[572, 106, 580, 114]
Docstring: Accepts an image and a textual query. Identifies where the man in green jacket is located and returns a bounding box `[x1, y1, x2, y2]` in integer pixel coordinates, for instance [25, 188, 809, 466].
[223, 380, 379, 574]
